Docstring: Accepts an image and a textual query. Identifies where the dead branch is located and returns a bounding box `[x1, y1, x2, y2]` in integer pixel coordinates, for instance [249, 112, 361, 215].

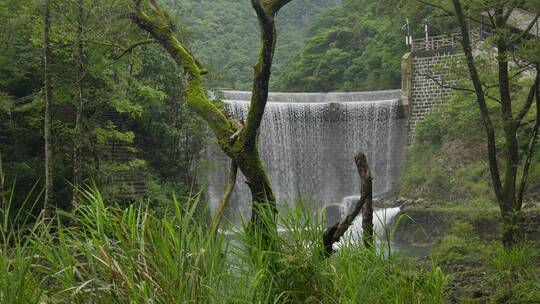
[323, 152, 373, 256]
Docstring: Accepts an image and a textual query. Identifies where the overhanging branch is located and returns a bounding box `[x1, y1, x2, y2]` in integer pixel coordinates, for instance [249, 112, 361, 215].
[419, 73, 502, 104]
[129, 0, 232, 143]
[509, 14, 539, 45]
[114, 39, 157, 59]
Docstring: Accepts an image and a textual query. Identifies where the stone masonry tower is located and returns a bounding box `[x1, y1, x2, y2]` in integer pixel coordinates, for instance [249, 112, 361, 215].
[401, 31, 481, 138]
[402, 9, 539, 139]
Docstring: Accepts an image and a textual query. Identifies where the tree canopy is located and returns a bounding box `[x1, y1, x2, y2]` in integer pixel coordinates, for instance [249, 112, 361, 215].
[179, 0, 339, 90]
[276, 0, 455, 92]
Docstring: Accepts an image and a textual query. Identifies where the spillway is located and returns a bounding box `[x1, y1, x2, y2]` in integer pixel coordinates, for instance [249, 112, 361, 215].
[204, 90, 408, 221]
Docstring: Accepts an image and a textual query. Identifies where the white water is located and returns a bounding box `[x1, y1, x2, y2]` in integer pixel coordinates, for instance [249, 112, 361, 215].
[334, 207, 402, 249]
[204, 90, 407, 221]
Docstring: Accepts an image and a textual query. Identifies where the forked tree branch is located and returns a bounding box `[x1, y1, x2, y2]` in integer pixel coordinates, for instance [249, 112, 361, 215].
[114, 38, 157, 59]
[503, 7, 514, 24]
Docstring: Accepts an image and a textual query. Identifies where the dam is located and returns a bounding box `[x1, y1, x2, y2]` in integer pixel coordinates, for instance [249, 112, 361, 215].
[205, 90, 409, 221]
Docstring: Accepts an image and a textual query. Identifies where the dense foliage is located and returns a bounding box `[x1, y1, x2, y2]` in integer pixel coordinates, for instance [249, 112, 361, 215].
[0, 0, 350, 211]
[276, 0, 452, 92]
[182, 0, 340, 90]
[0, 0, 205, 210]
[400, 60, 540, 202]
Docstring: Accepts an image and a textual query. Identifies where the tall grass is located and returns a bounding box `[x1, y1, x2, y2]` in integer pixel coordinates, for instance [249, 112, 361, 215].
[0, 187, 448, 303]
[432, 221, 540, 303]
[489, 244, 540, 303]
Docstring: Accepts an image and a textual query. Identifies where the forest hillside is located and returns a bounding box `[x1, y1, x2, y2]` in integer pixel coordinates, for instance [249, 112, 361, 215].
[182, 0, 340, 89]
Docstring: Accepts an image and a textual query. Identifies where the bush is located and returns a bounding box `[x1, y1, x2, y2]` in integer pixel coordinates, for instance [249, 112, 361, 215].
[432, 222, 484, 265]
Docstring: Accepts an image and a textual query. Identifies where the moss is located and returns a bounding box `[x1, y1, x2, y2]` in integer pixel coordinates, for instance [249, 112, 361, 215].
[132, 3, 234, 145]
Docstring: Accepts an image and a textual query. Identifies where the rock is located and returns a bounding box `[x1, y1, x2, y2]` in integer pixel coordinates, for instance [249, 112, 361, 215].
[324, 204, 343, 228]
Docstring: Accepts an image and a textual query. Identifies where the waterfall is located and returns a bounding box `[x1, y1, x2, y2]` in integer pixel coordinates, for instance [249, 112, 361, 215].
[204, 90, 407, 221]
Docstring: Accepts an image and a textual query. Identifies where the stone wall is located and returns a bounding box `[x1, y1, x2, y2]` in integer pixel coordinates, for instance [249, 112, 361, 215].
[402, 48, 463, 139]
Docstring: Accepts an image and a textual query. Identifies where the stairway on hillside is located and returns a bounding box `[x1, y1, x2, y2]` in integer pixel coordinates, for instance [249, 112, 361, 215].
[100, 109, 146, 196]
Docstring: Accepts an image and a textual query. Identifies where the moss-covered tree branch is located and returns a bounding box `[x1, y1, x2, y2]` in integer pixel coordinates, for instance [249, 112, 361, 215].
[240, 0, 278, 149]
[130, 0, 233, 147]
[129, 0, 295, 235]
[211, 161, 238, 233]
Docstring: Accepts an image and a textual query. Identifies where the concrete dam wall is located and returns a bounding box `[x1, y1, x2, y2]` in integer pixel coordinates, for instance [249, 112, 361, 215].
[205, 90, 409, 221]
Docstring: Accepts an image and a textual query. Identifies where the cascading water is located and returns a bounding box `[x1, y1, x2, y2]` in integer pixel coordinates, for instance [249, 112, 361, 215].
[204, 90, 408, 222]
[334, 206, 402, 249]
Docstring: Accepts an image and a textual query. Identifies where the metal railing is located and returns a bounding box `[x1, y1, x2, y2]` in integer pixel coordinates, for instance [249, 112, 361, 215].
[411, 30, 481, 52]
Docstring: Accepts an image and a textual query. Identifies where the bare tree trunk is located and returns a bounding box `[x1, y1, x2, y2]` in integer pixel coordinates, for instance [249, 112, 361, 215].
[358, 153, 374, 249]
[43, 0, 54, 217]
[323, 152, 373, 256]
[503, 68, 540, 246]
[72, 0, 84, 207]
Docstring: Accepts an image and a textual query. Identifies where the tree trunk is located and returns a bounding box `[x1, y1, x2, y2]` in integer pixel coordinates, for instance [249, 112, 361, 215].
[43, 0, 54, 217]
[450, 0, 539, 247]
[72, 0, 84, 207]
[323, 152, 373, 256]
[233, 145, 276, 233]
[501, 209, 525, 247]
[358, 153, 374, 249]
[129, 0, 292, 245]
[495, 23, 522, 245]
